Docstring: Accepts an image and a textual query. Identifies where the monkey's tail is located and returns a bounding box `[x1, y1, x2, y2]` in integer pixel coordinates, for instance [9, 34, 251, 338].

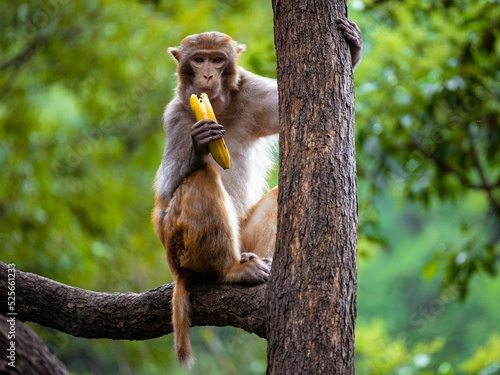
[172, 271, 195, 369]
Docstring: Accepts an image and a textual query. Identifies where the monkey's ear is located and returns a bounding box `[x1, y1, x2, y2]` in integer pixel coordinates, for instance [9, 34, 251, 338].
[236, 44, 246, 55]
[168, 47, 181, 63]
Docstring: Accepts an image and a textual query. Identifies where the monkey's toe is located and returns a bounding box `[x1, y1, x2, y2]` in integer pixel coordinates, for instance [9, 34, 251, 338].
[240, 252, 256, 263]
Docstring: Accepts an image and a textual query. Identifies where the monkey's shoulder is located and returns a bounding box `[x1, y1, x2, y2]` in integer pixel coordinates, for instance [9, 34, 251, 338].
[225, 67, 277, 116]
[236, 67, 276, 96]
[226, 68, 278, 137]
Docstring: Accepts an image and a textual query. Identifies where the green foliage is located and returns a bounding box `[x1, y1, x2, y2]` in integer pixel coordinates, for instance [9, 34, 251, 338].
[354, 0, 500, 297]
[1, 0, 499, 373]
[356, 187, 500, 375]
[356, 319, 446, 374]
[1, 0, 170, 291]
[461, 334, 500, 374]
[356, 319, 500, 375]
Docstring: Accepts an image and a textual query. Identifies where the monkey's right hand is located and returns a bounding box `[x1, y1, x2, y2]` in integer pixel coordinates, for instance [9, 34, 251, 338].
[191, 119, 225, 157]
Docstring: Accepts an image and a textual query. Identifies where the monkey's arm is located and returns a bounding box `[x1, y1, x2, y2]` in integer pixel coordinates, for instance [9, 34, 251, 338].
[155, 101, 224, 203]
[337, 18, 363, 68]
[155, 144, 197, 204]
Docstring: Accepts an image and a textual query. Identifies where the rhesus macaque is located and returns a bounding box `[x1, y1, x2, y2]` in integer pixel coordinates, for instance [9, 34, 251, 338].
[153, 19, 362, 368]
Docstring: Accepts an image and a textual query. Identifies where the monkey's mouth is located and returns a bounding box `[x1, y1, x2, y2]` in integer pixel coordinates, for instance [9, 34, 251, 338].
[196, 89, 218, 101]
[197, 85, 220, 94]
[197, 88, 214, 94]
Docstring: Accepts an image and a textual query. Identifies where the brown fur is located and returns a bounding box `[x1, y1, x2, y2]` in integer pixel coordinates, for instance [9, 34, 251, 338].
[172, 270, 193, 368]
[154, 165, 275, 368]
[240, 187, 278, 259]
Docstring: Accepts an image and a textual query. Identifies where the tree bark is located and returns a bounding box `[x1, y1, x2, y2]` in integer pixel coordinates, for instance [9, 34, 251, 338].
[268, 0, 358, 374]
[0, 262, 266, 340]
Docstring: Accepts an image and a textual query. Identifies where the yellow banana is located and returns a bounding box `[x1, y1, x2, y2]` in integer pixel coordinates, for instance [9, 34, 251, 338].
[189, 94, 206, 121]
[189, 93, 231, 170]
[200, 93, 216, 121]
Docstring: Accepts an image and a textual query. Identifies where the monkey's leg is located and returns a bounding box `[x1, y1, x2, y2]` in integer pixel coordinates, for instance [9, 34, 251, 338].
[240, 186, 278, 259]
[158, 164, 270, 284]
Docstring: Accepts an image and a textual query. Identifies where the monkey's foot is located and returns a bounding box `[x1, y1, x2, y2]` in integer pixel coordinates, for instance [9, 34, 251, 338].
[225, 253, 271, 285]
[240, 252, 272, 265]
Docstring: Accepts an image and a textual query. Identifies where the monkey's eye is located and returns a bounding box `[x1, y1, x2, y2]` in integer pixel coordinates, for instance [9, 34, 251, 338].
[193, 56, 204, 63]
[213, 56, 224, 64]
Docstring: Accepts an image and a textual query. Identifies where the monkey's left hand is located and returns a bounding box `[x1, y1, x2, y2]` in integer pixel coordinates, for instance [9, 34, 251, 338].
[337, 17, 363, 68]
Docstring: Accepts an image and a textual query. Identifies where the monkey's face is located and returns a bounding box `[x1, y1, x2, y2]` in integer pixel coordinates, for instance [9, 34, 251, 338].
[169, 32, 246, 102]
[188, 51, 228, 99]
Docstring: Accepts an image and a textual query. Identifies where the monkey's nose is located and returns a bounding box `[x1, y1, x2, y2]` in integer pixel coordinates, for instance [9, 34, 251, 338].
[204, 74, 213, 82]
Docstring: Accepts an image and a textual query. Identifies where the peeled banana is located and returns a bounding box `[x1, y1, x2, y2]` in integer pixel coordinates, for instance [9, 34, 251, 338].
[189, 93, 231, 170]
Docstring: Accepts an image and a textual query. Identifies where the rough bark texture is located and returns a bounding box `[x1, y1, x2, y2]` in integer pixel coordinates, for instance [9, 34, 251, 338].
[0, 315, 69, 375]
[268, 0, 358, 374]
[0, 261, 266, 340]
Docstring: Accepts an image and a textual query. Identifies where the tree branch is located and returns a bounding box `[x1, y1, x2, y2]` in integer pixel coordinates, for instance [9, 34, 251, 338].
[0, 31, 48, 71]
[1, 315, 69, 375]
[469, 125, 500, 215]
[411, 133, 500, 214]
[0, 261, 266, 340]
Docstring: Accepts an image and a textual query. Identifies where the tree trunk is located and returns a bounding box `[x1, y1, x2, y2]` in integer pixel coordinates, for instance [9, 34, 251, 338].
[267, 0, 358, 374]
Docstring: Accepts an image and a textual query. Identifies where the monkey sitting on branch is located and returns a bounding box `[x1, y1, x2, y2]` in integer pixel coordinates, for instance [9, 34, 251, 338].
[152, 18, 362, 368]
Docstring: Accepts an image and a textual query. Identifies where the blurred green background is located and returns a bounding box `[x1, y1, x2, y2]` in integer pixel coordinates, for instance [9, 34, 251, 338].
[1, 0, 499, 374]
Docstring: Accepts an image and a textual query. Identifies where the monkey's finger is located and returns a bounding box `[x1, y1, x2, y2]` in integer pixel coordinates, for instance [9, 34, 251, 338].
[247, 260, 271, 282]
[191, 124, 224, 140]
[337, 19, 360, 35]
[191, 119, 218, 131]
[336, 18, 349, 28]
[193, 131, 225, 146]
[252, 258, 271, 273]
[191, 122, 224, 137]
[336, 17, 355, 28]
[240, 253, 256, 264]
[339, 26, 358, 40]
[337, 19, 362, 41]
[191, 126, 225, 139]
[262, 257, 273, 267]
[240, 253, 272, 269]
[247, 269, 269, 284]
